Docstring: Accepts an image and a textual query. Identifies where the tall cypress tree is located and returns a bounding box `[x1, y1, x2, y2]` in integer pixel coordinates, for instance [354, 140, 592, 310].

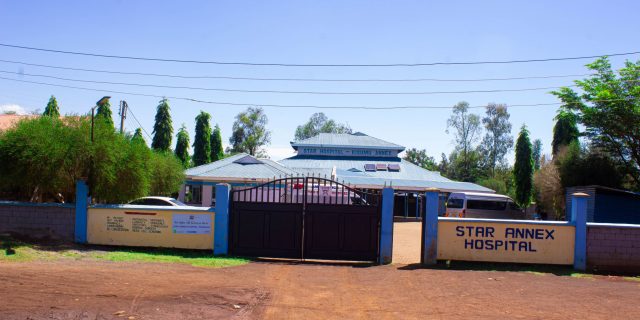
[151, 98, 173, 152]
[514, 125, 534, 207]
[43, 95, 60, 117]
[175, 124, 191, 168]
[95, 99, 114, 129]
[552, 109, 579, 156]
[192, 111, 212, 166]
[132, 128, 147, 146]
[210, 124, 224, 162]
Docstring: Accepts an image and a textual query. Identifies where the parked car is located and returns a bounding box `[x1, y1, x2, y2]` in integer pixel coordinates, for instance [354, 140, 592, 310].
[128, 196, 187, 207]
[444, 192, 524, 220]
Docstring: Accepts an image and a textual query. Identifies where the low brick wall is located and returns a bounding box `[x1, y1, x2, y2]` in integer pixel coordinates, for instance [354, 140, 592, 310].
[587, 223, 640, 272]
[0, 201, 75, 241]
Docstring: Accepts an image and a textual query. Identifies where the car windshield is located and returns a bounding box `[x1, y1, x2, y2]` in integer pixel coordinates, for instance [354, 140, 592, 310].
[447, 198, 464, 209]
[170, 199, 187, 206]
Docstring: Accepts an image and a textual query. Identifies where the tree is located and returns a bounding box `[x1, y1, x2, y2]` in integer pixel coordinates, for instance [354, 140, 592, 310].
[551, 109, 579, 156]
[552, 57, 640, 187]
[192, 111, 212, 166]
[532, 139, 543, 170]
[446, 101, 482, 180]
[557, 141, 623, 189]
[148, 151, 185, 196]
[228, 107, 271, 156]
[403, 148, 437, 171]
[210, 124, 224, 161]
[479, 103, 513, 174]
[513, 125, 534, 207]
[444, 149, 483, 182]
[132, 128, 146, 145]
[533, 155, 564, 220]
[175, 124, 191, 168]
[151, 98, 173, 152]
[294, 112, 352, 140]
[42, 95, 60, 118]
[95, 99, 114, 129]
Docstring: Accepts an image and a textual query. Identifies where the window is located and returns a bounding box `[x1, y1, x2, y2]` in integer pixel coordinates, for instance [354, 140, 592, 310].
[466, 199, 507, 211]
[375, 163, 387, 171]
[364, 164, 376, 172]
[447, 198, 464, 209]
[387, 164, 401, 171]
[185, 185, 202, 204]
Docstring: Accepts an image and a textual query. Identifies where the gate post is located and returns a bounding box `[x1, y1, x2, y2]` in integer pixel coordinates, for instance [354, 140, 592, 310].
[74, 180, 88, 244]
[214, 183, 230, 255]
[379, 187, 395, 264]
[421, 188, 439, 265]
[571, 192, 589, 271]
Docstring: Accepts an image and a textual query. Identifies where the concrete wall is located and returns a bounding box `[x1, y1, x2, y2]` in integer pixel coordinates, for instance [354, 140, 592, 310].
[0, 201, 75, 241]
[587, 223, 640, 272]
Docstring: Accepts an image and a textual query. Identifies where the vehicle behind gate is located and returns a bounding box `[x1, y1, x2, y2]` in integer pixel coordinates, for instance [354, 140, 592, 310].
[229, 176, 381, 262]
[445, 192, 524, 220]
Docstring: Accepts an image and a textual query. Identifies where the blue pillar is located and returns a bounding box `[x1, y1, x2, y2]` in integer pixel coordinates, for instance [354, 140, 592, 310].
[571, 192, 589, 271]
[379, 187, 395, 264]
[421, 188, 439, 265]
[74, 180, 88, 243]
[214, 183, 230, 255]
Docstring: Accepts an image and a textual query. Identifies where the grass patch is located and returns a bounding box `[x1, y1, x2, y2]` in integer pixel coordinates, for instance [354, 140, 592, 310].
[0, 235, 248, 268]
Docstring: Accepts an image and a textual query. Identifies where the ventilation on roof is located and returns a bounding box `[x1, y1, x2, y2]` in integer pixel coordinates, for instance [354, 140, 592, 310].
[375, 164, 387, 171]
[388, 164, 401, 171]
[233, 155, 263, 165]
[347, 168, 362, 172]
[364, 164, 376, 172]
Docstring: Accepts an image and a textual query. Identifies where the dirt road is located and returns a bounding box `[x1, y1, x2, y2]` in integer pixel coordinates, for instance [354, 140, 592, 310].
[1, 260, 639, 319]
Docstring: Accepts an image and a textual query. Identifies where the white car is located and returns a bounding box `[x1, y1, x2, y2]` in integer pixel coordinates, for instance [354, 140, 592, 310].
[128, 196, 187, 207]
[445, 192, 524, 220]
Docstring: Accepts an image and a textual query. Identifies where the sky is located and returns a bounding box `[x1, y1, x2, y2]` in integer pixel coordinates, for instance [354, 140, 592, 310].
[1, 1, 639, 161]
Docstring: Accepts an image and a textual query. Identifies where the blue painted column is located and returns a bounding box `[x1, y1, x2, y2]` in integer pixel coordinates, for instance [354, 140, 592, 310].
[379, 187, 395, 264]
[421, 188, 440, 265]
[214, 183, 231, 255]
[74, 180, 88, 243]
[571, 192, 589, 271]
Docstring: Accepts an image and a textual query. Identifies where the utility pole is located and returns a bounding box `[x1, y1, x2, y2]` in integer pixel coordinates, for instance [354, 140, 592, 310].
[118, 100, 128, 134]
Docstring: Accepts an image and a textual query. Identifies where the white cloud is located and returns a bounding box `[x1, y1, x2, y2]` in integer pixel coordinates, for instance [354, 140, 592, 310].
[0, 104, 28, 115]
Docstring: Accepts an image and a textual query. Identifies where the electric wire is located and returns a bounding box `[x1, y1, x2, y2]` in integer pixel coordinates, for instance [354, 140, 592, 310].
[0, 58, 595, 82]
[1, 43, 638, 67]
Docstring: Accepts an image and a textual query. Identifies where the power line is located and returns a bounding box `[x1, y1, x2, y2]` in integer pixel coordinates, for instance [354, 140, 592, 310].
[1, 43, 638, 67]
[126, 104, 152, 140]
[0, 58, 595, 82]
[0, 75, 568, 110]
[0, 70, 577, 95]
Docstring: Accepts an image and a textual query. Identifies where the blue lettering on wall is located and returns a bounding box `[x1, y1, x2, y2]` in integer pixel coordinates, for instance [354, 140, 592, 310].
[455, 225, 555, 253]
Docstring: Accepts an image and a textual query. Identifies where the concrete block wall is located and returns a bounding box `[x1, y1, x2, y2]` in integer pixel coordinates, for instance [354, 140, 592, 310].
[587, 223, 640, 272]
[0, 201, 75, 241]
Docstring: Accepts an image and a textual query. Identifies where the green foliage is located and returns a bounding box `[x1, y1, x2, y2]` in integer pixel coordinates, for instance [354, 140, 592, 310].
[477, 166, 515, 197]
[532, 139, 543, 171]
[228, 107, 271, 156]
[148, 151, 185, 196]
[0, 116, 185, 203]
[446, 101, 482, 180]
[151, 98, 173, 152]
[294, 112, 352, 141]
[552, 57, 640, 187]
[95, 99, 114, 129]
[443, 148, 483, 182]
[42, 95, 60, 118]
[556, 141, 623, 189]
[210, 124, 224, 162]
[513, 125, 534, 207]
[479, 103, 513, 173]
[132, 128, 146, 146]
[551, 109, 579, 156]
[174, 124, 191, 168]
[403, 148, 437, 171]
[192, 111, 212, 166]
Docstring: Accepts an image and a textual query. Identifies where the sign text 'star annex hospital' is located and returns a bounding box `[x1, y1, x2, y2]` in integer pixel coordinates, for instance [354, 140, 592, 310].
[438, 220, 576, 265]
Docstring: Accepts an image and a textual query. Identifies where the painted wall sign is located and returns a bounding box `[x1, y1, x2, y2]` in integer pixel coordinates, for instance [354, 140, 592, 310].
[437, 219, 575, 265]
[87, 208, 214, 250]
[298, 147, 399, 158]
[172, 213, 211, 234]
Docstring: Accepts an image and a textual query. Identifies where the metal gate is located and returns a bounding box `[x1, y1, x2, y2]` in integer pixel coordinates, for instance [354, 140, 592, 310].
[229, 176, 381, 261]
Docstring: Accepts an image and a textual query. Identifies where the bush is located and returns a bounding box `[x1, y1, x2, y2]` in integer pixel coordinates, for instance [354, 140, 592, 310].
[148, 151, 185, 196]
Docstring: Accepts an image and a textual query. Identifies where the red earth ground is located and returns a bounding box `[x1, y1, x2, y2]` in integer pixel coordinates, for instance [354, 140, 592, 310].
[1, 259, 639, 320]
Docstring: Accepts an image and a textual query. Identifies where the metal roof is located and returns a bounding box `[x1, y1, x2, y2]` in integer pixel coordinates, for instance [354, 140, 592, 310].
[290, 132, 405, 151]
[185, 153, 297, 181]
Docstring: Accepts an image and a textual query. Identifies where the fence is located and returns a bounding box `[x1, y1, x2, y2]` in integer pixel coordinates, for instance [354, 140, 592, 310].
[0, 201, 75, 241]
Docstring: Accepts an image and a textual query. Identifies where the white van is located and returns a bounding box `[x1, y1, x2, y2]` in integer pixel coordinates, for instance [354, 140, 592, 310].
[445, 192, 524, 220]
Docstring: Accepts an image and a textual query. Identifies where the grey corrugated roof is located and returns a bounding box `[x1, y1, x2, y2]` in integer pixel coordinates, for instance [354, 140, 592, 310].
[185, 153, 296, 180]
[278, 156, 494, 192]
[291, 132, 405, 151]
